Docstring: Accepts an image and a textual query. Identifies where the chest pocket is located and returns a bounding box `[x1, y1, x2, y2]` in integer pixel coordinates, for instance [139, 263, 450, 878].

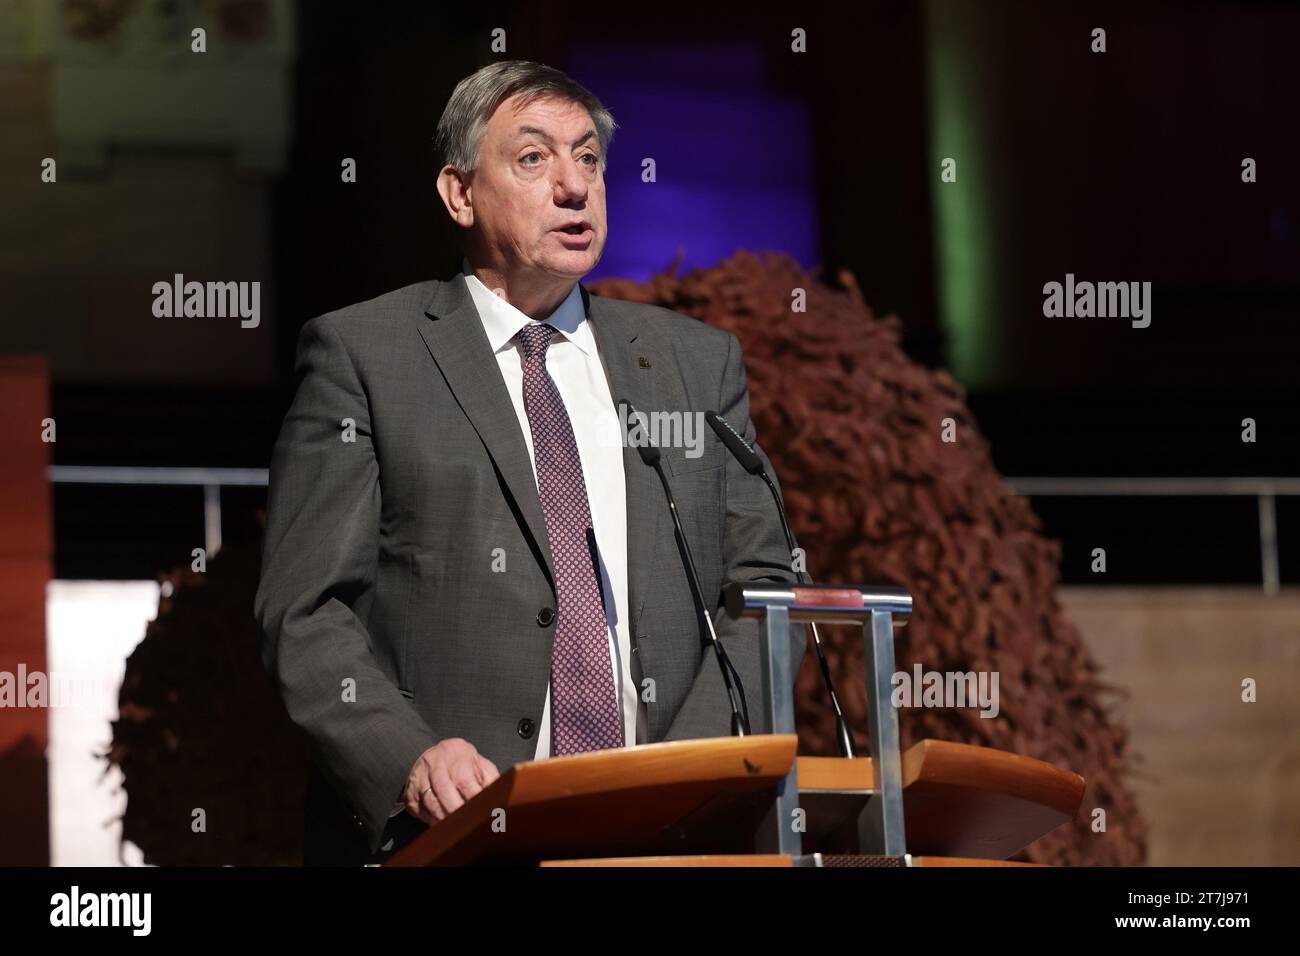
[663, 437, 726, 477]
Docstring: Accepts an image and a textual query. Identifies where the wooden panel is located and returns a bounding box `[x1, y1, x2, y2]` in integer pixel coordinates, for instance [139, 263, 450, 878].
[540, 854, 794, 867]
[388, 734, 1083, 867]
[541, 855, 1042, 867]
[0, 356, 51, 864]
[797, 739, 1084, 859]
[387, 735, 799, 867]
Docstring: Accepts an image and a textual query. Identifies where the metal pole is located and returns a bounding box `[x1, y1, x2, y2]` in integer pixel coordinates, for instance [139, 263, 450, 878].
[204, 484, 223, 556]
[859, 608, 907, 855]
[1259, 491, 1279, 597]
[758, 605, 801, 856]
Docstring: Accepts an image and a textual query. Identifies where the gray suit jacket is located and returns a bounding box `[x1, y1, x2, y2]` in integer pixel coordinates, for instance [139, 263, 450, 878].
[254, 273, 804, 863]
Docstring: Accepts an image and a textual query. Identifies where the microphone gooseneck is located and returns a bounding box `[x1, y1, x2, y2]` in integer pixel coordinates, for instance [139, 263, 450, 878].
[620, 399, 750, 737]
[705, 410, 859, 758]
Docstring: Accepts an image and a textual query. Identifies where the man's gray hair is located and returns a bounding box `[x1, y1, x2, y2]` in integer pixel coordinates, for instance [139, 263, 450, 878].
[435, 60, 617, 173]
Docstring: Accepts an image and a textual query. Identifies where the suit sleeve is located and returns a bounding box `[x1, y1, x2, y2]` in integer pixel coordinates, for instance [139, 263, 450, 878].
[254, 315, 439, 854]
[662, 331, 807, 740]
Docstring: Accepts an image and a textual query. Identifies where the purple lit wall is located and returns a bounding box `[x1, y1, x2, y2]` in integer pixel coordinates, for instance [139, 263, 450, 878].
[568, 45, 819, 282]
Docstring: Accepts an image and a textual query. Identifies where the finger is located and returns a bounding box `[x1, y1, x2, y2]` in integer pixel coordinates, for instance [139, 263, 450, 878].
[416, 759, 445, 821]
[476, 756, 501, 785]
[404, 772, 430, 818]
[419, 783, 441, 822]
[408, 768, 437, 826]
[451, 763, 484, 802]
[416, 801, 438, 827]
[431, 759, 464, 818]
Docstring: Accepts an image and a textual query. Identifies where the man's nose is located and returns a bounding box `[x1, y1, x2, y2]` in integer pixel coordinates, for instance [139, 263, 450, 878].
[552, 157, 589, 202]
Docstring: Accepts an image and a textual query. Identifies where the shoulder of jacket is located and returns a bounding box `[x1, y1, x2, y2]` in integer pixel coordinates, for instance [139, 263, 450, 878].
[310, 280, 442, 337]
[589, 291, 734, 349]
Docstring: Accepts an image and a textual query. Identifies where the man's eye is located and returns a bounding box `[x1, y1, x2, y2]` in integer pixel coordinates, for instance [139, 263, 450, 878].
[522, 152, 543, 166]
[580, 154, 598, 167]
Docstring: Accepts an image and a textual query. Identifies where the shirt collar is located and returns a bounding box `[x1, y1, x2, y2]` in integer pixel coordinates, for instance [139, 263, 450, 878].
[460, 258, 594, 357]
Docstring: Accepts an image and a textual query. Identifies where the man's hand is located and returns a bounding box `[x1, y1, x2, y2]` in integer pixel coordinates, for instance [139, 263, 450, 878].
[403, 739, 500, 825]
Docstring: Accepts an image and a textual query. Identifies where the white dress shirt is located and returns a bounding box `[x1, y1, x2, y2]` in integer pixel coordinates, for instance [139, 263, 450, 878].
[461, 267, 635, 759]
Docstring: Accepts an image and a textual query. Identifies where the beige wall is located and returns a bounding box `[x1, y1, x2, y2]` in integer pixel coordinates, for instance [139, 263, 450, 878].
[1061, 586, 1300, 866]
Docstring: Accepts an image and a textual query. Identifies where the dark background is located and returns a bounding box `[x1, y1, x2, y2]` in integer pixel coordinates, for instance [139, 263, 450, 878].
[14, 0, 1297, 585]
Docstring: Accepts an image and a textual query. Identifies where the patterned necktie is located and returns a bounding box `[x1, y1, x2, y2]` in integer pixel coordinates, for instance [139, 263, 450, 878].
[516, 322, 623, 755]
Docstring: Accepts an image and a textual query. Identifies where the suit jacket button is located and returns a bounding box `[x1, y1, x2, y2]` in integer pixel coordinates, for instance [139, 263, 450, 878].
[536, 607, 556, 627]
[517, 718, 536, 739]
[352, 815, 366, 832]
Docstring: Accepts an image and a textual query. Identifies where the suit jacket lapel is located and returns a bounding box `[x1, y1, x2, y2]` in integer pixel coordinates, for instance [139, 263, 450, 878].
[415, 276, 662, 634]
[417, 275, 555, 592]
[584, 285, 662, 638]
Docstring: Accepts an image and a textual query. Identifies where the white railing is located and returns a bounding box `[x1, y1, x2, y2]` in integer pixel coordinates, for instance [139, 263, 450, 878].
[47, 467, 1291, 593]
[48, 466, 268, 556]
[1005, 477, 1296, 595]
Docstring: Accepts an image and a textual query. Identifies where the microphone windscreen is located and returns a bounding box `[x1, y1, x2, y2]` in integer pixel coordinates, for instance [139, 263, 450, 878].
[705, 411, 764, 475]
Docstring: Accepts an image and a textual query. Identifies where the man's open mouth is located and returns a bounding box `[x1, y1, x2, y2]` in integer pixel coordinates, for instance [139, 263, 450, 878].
[555, 223, 591, 236]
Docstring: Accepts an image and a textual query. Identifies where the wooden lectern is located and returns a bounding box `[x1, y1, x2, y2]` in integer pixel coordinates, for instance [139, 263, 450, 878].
[387, 583, 1085, 867]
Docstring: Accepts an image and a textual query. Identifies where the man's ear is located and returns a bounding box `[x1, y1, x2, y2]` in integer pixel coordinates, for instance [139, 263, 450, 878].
[436, 165, 474, 228]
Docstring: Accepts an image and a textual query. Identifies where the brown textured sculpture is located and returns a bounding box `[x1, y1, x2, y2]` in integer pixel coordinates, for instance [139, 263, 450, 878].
[108, 537, 308, 866]
[590, 250, 1148, 866]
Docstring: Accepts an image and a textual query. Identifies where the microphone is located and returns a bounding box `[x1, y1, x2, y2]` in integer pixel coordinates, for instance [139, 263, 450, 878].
[705, 410, 859, 758]
[617, 398, 751, 737]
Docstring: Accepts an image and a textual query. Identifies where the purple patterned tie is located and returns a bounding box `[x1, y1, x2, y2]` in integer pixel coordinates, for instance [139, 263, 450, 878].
[517, 322, 623, 755]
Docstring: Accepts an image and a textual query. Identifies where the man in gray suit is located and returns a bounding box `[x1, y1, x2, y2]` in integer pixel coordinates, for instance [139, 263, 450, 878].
[255, 60, 804, 865]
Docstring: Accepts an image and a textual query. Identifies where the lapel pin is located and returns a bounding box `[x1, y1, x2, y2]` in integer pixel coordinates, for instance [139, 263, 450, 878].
[638, 356, 652, 369]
